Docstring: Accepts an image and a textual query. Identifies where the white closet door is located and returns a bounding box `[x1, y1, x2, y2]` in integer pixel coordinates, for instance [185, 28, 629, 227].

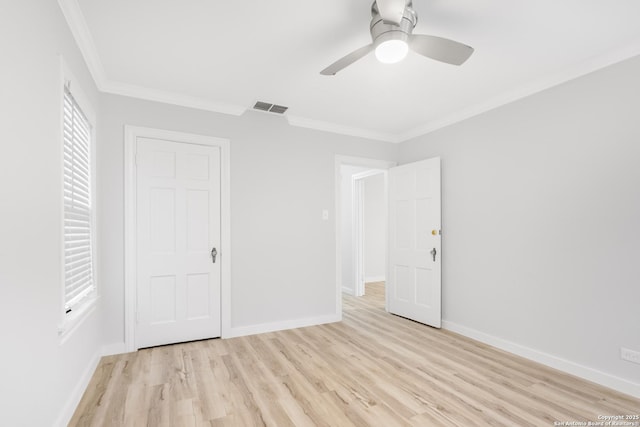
[136, 137, 221, 348]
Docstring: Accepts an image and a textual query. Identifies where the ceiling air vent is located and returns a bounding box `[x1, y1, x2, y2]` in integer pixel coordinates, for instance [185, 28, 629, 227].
[269, 104, 288, 114]
[253, 101, 288, 115]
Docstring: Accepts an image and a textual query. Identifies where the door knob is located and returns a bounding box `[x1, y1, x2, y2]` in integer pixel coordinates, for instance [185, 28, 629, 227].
[211, 247, 218, 263]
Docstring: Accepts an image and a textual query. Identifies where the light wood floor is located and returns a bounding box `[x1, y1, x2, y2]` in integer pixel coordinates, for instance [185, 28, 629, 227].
[70, 282, 639, 426]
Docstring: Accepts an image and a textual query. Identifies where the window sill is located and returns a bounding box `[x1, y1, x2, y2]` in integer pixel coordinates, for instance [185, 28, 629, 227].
[58, 296, 99, 345]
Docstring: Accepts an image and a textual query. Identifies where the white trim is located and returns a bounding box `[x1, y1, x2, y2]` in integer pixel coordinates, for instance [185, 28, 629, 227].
[364, 276, 386, 283]
[57, 0, 246, 118]
[352, 169, 386, 181]
[288, 115, 399, 143]
[102, 81, 246, 116]
[102, 342, 127, 357]
[398, 41, 640, 142]
[52, 348, 102, 427]
[335, 156, 396, 315]
[442, 320, 640, 399]
[124, 126, 231, 352]
[335, 157, 396, 171]
[228, 314, 341, 338]
[352, 177, 364, 297]
[58, 56, 99, 341]
[57, 0, 640, 144]
[342, 286, 355, 296]
[58, 59, 68, 333]
[123, 128, 136, 352]
[58, 298, 98, 344]
[219, 136, 232, 340]
[60, 57, 97, 124]
[57, 0, 107, 89]
[52, 340, 132, 426]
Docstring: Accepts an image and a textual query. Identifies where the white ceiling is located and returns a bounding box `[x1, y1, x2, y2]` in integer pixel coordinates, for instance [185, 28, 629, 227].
[63, 0, 640, 142]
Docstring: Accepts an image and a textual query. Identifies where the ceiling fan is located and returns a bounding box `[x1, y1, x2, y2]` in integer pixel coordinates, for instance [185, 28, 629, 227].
[320, 0, 474, 75]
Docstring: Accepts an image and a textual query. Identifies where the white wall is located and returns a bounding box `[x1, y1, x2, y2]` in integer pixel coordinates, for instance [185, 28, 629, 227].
[340, 165, 371, 294]
[0, 1, 106, 425]
[363, 173, 386, 282]
[98, 95, 398, 343]
[398, 54, 640, 395]
[4, 6, 636, 425]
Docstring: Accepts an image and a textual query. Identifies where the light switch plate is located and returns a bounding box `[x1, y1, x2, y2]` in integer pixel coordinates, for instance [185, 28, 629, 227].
[621, 347, 640, 364]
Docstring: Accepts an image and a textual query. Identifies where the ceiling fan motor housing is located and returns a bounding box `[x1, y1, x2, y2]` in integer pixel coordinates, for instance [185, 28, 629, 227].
[370, 1, 417, 46]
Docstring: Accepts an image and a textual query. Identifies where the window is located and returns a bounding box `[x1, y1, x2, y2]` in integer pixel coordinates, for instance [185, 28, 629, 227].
[62, 85, 96, 317]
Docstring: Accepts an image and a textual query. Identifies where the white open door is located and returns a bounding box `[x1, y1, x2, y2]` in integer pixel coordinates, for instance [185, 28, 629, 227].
[388, 157, 441, 328]
[135, 137, 221, 348]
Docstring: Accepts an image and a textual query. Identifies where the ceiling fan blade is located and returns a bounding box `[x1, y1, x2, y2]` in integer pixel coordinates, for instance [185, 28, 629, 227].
[320, 44, 374, 76]
[376, 0, 405, 25]
[410, 34, 474, 66]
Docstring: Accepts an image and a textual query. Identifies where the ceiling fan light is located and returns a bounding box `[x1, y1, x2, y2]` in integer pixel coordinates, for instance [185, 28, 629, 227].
[375, 39, 409, 64]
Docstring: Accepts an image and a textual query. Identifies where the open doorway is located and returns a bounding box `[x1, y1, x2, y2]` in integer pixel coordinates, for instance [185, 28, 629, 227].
[334, 156, 395, 315]
[352, 170, 386, 297]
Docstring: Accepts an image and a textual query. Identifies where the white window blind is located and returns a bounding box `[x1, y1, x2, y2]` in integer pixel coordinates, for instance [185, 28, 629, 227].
[63, 86, 95, 312]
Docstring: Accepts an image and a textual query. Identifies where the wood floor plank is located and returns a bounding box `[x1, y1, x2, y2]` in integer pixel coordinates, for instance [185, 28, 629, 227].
[70, 282, 639, 426]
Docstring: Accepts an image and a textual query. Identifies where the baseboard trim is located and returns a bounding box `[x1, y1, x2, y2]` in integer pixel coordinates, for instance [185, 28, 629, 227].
[53, 312, 343, 426]
[228, 313, 341, 338]
[53, 348, 102, 427]
[102, 342, 128, 356]
[342, 286, 354, 295]
[442, 320, 640, 399]
[365, 276, 385, 283]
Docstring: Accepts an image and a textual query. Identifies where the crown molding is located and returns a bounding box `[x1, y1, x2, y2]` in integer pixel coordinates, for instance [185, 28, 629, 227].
[57, 0, 107, 88]
[398, 40, 640, 143]
[57, 0, 246, 117]
[58, 0, 640, 145]
[101, 81, 246, 116]
[287, 115, 400, 143]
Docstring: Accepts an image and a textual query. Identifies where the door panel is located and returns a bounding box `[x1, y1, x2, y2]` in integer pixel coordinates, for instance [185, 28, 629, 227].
[186, 273, 210, 319]
[388, 157, 441, 328]
[136, 137, 221, 348]
[149, 188, 176, 252]
[150, 276, 176, 323]
[186, 190, 210, 252]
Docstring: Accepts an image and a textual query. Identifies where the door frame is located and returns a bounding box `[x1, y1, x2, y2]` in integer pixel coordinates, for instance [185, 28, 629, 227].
[334, 156, 396, 315]
[124, 126, 231, 351]
[352, 169, 386, 297]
